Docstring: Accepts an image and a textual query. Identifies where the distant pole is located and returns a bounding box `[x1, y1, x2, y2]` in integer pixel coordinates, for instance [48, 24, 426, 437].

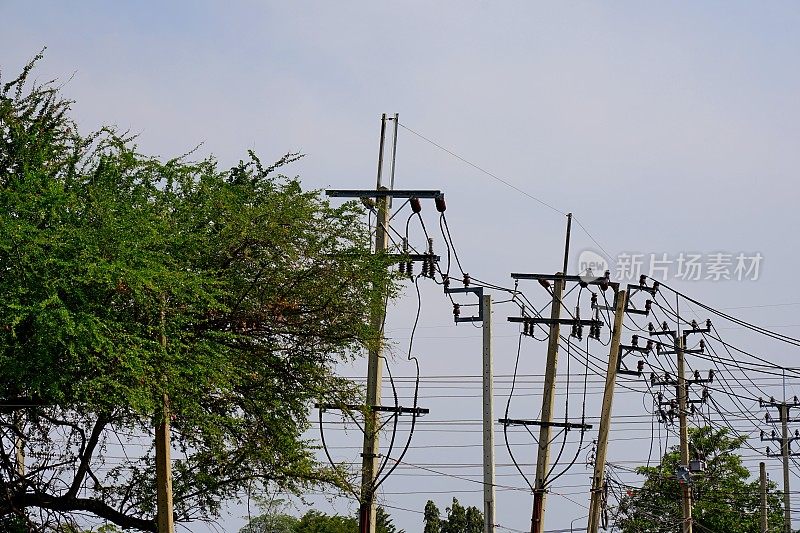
[676, 335, 692, 533]
[376, 113, 387, 193]
[781, 403, 791, 533]
[155, 307, 175, 533]
[562, 213, 572, 275]
[389, 113, 399, 206]
[761, 461, 768, 533]
[13, 410, 24, 477]
[359, 114, 390, 533]
[531, 275, 564, 533]
[482, 294, 496, 533]
[587, 290, 627, 533]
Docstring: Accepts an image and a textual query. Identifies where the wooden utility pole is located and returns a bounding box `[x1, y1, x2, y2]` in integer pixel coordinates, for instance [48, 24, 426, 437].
[676, 335, 693, 533]
[359, 114, 390, 533]
[13, 410, 24, 477]
[531, 275, 564, 533]
[761, 461, 769, 533]
[155, 393, 174, 533]
[482, 294, 496, 533]
[586, 289, 627, 533]
[155, 308, 174, 533]
[780, 403, 792, 533]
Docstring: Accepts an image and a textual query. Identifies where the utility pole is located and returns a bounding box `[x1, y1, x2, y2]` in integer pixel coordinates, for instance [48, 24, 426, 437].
[586, 289, 627, 533]
[676, 335, 693, 533]
[324, 116, 441, 533]
[482, 293, 496, 533]
[531, 274, 564, 533]
[502, 273, 602, 533]
[359, 114, 390, 533]
[320, 182, 438, 532]
[760, 396, 800, 533]
[156, 307, 174, 533]
[649, 316, 715, 533]
[13, 410, 24, 477]
[155, 393, 174, 533]
[531, 215, 572, 532]
[761, 461, 768, 533]
[781, 403, 791, 533]
[444, 284, 493, 529]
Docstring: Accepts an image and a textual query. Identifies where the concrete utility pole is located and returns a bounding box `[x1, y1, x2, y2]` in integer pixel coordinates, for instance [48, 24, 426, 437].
[780, 403, 791, 533]
[760, 461, 768, 533]
[156, 308, 175, 533]
[760, 396, 800, 533]
[649, 319, 713, 533]
[504, 273, 600, 533]
[359, 114, 390, 533]
[586, 289, 627, 533]
[531, 275, 564, 533]
[676, 335, 693, 533]
[482, 293, 496, 533]
[325, 116, 443, 533]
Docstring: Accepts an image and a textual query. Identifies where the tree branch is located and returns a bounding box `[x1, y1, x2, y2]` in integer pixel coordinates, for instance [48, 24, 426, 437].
[66, 414, 107, 498]
[14, 493, 157, 532]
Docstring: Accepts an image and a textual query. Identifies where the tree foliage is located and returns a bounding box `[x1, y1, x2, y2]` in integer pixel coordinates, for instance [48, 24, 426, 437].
[614, 426, 783, 532]
[423, 500, 440, 533]
[0, 54, 396, 531]
[422, 499, 482, 533]
[292, 510, 356, 533]
[375, 506, 401, 533]
[239, 512, 298, 533]
[239, 507, 401, 533]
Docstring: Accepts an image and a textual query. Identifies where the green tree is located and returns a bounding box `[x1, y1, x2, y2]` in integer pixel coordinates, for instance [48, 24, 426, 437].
[423, 500, 441, 533]
[376, 506, 403, 533]
[239, 513, 298, 533]
[0, 55, 396, 531]
[423, 499, 482, 533]
[614, 426, 783, 532]
[293, 510, 357, 533]
[239, 507, 401, 533]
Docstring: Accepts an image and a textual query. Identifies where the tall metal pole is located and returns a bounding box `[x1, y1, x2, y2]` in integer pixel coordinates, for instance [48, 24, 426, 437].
[156, 307, 174, 533]
[531, 275, 564, 533]
[677, 335, 693, 533]
[482, 294, 496, 533]
[587, 289, 627, 533]
[359, 115, 389, 533]
[761, 461, 769, 533]
[781, 403, 792, 533]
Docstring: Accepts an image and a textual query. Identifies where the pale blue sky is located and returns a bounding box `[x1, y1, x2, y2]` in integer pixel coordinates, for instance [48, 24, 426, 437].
[4, 2, 800, 531]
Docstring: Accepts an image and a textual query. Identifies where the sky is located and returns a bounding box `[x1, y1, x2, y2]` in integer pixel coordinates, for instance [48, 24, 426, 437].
[4, 2, 800, 532]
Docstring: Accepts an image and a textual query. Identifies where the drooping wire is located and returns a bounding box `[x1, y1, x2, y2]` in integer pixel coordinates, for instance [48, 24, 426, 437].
[372, 357, 401, 484]
[503, 329, 536, 492]
[374, 274, 424, 490]
[544, 334, 575, 483]
[650, 277, 800, 348]
[317, 407, 360, 499]
[440, 213, 465, 275]
[545, 299, 600, 488]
